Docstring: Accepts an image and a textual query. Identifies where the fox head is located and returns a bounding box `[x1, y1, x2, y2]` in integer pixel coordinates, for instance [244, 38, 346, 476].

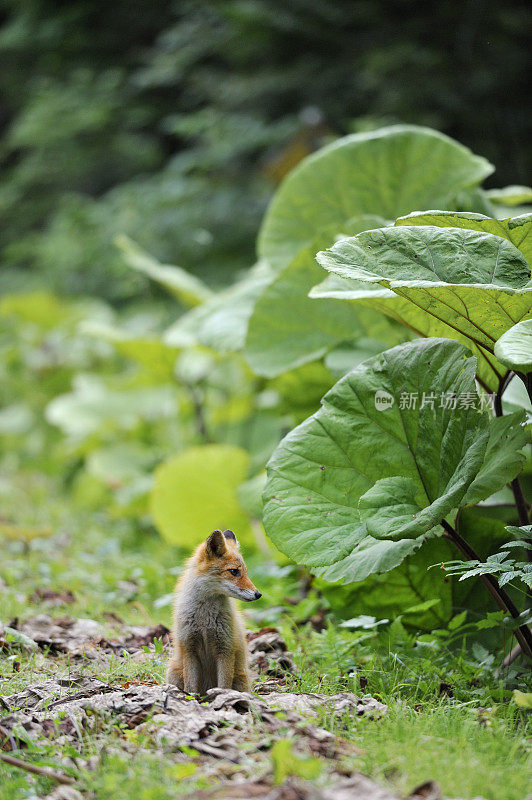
[199, 529, 262, 602]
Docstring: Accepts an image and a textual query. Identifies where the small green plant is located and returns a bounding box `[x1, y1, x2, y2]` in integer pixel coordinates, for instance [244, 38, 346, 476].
[270, 739, 323, 784]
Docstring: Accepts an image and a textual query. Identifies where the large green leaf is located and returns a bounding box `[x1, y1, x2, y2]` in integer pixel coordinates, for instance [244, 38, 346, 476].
[165, 261, 275, 352]
[245, 218, 402, 376]
[263, 339, 526, 584]
[116, 235, 212, 307]
[494, 320, 532, 373]
[316, 226, 532, 389]
[485, 186, 532, 207]
[150, 444, 252, 548]
[395, 211, 532, 266]
[82, 320, 179, 380]
[320, 225, 529, 287]
[46, 375, 178, 440]
[258, 125, 493, 272]
[310, 275, 501, 390]
[320, 541, 454, 631]
[462, 412, 528, 506]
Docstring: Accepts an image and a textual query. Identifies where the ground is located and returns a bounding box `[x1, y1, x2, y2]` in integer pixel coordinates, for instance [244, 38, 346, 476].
[0, 475, 530, 800]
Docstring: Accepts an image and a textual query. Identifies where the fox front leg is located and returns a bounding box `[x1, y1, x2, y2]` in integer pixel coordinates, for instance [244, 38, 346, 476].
[216, 652, 235, 689]
[166, 657, 184, 689]
[182, 652, 202, 694]
[232, 648, 250, 692]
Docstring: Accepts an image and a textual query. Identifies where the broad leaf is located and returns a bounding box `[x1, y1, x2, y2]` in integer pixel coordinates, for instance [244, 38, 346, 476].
[263, 339, 526, 584]
[87, 443, 154, 486]
[245, 218, 402, 376]
[270, 361, 337, 424]
[165, 261, 275, 352]
[150, 445, 252, 548]
[316, 226, 532, 389]
[324, 339, 393, 378]
[395, 211, 532, 265]
[310, 274, 503, 390]
[462, 412, 528, 506]
[513, 690, 532, 709]
[320, 541, 454, 631]
[485, 186, 532, 207]
[494, 320, 532, 373]
[258, 125, 493, 272]
[319, 226, 529, 287]
[358, 476, 452, 541]
[46, 375, 177, 439]
[82, 320, 179, 380]
[116, 234, 213, 307]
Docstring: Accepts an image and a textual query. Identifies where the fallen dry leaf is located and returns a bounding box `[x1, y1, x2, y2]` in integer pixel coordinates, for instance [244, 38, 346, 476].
[29, 589, 76, 607]
[7, 615, 170, 658]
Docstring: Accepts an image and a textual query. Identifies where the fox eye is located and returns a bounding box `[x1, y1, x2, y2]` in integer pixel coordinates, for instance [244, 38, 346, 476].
[228, 568, 240, 577]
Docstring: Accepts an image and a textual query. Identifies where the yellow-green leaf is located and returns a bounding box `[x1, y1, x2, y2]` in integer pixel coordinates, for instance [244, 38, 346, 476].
[150, 445, 252, 548]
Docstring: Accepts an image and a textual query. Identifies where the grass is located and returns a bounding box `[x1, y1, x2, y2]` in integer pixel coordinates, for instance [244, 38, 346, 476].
[0, 476, 530, 799]
[352, 703, 530, 800]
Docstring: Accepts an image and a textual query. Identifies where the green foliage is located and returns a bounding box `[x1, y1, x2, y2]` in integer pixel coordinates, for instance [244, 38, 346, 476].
[441, 525, 532, 589]
[2, 502, 530, 800]
[486, 186, 532, 207]
[263, 339, 527, 583]
[115, 235, 213, 307]
[150, 445, 253, 547]
[165, 261, 276, 352]
[258, 125, 493, 272]
[1, 1, 530, 298]
[317, 224, 532, 390]
[245, 219, 403, 377]
[494, 320, 532, 373]
[513, 690, 532, 709]
[270, 740, 322, 784]
[4, 110, 532, 647]
[395, 210, 532, 265]
[230, 125, 532, 638]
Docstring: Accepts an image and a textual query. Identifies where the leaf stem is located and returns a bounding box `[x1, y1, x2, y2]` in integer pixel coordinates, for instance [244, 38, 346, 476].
[493, 370, 514, 417]
[494, 370, 531, 554]
[517, 371, 532, 406]
[183, 381, 211, 443]
[441, 519, 532, 658]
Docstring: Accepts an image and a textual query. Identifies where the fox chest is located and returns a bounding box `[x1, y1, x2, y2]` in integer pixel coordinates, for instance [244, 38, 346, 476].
[178, 599, 234, 655]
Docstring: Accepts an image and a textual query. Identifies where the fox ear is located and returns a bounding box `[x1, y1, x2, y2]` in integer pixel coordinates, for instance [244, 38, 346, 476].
[223, 529, 237, 544]
[206, 529, 226, 558]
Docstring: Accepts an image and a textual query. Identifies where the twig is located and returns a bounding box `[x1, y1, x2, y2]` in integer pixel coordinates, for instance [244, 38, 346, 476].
[0, 752, 75, 785]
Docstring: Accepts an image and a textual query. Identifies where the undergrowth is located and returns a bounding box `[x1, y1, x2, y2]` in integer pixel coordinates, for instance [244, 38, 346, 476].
[0, 489, 530, 800]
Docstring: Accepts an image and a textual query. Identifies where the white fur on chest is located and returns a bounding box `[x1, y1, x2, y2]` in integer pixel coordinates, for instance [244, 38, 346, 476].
[176, 576, 234, 645]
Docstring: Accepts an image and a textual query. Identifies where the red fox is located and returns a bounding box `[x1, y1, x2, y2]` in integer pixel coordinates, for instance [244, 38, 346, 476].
[166, 529, 261, 693]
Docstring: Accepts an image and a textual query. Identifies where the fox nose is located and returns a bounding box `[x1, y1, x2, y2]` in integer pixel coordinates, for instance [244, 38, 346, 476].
[254, 591, 262, 600]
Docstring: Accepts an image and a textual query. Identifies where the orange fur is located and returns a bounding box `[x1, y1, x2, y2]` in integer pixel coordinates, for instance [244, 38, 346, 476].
[166, 529, 261, 693]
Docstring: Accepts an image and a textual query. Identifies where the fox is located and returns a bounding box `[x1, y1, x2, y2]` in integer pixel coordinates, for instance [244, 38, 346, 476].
[165, 528, 261, 694]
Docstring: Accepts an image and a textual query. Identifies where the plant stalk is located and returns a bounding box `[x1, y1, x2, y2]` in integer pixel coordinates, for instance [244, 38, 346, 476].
[494, 371, 531, 569]
[517, 371, 532, 407]
[441, 520, 532, 658]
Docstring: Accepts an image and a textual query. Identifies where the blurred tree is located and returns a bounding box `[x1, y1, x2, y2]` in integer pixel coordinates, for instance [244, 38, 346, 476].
[0, 0, 529, 298]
